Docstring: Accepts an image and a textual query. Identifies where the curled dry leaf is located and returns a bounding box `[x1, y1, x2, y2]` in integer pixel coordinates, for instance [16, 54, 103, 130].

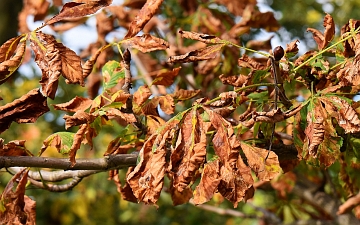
[178, 30, 223, 44]
[63, 111, 96, 129]
[105, 108, 137, 124]
[246, 35, 273, 52]
[127, 129, 168, 206]
[45, 0, 112, 25]
[240, 142, 281, 181]
[304, 104, 325, 157]
[0, 40, 26, 85]
[168, 44, 224, 63]
[204, 107, 254, 207]
[219, 74, 249, 87]
[158, 95, 175, 115]
[171, 89, 201, 101]
[124, 0, 164, 39]
[52, 96, 93, 112]
[193, 160, 221, 205]
[0, 168, 35, 225]
[122, 34, 169, 53]
[133, 85, 152, 106]
[337, 54, 360, 89]
[152, 67, 181, 86]
[238, 54, 266, 70]
[0, 88, 49, 134]
[307, 14, 335, 50]
[321, 96, 360, 133]
[69, 124, 88, 166]
[0, 139, 31, 156]
[171, 109, 207, 195]
[285, 39, 300, 58]
[82, 46, 108, 79]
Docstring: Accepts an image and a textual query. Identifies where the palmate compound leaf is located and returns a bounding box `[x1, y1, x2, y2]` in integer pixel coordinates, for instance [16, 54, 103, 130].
[168, 44, 225, 63]
[203, 107, 255, 207]
[0, 38, 26, 85]
[0, 168, 36, 225]
[45, 0, 112, 25]
[0, 88, 49, 134]
[122, 34, 169, 53]
[170, 108, 208, 205]
[124, 0, 164, 39]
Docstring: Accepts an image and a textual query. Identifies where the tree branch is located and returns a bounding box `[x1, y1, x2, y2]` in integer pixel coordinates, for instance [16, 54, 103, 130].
[0, 154, 137, 170]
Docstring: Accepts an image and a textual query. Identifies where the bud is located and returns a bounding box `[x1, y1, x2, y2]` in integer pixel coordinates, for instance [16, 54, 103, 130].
[273, 46, 284, 61]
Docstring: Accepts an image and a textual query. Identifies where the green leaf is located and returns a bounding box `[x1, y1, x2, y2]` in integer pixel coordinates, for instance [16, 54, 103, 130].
[102, 60, 125, 90]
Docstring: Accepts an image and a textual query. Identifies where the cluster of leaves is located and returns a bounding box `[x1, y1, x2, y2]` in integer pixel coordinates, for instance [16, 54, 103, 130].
[2, 0, 360, 223]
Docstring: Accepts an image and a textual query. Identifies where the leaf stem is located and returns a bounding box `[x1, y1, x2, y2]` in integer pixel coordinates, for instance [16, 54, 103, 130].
[204, 83, 278, 105]
[294, 29, 360, 72]
[220, 40, 270, 57]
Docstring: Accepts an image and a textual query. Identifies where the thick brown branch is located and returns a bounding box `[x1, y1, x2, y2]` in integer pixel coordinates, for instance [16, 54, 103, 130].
[0, 154, 137, 170]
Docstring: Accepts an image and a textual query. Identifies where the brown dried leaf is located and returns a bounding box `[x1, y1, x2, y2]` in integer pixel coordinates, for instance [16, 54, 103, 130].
[219, 74, 249, 87]
[124, 0, 164, 39]
[123, 34, 169, 53]
[63, 111, 96, 129]
[271, 172, 296, 199]
[321, 96, 360, 133]
[337, 56, 360, 89]
[178, 30, 223, 44]
[0, 40, 26, 85]
[0, 36, 22, 62]
[105, 108, 137, 124]
[240, 142, 281, 181]
[285, 39, 299, 58]
[158, 95, 175, 115]
[304, 104, 325, 157]
[127, 128, 169, 206]
[192, 160, 221, 205]
[246, 36, 273, 52]
[152, 67, 181, 86]
[218, 155, 254, 207]
[133, 85, 152, 106]
[171, 89, 201, 101]
[0, 169, 35, 225]
[214, 0, 256, 16]
[46, 0, 112, 25]
[171, 109, 207, 193]
[307, 14, 335, 50]
[53, 96, 93, 112]
[0, 88, 49, 134]
[69, 124, 88, 166]
[168, 44, 224, 63]
[0, 139, 31, 156]
[238, 54, 265, 70]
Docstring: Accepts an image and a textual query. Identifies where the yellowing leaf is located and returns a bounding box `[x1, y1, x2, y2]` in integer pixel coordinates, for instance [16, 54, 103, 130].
[0, 40, 26, 85]
[133, 85, 152, 106]
[152, 67, 181, 86]
[171, 89, 201, 101]
[240, 142, 281, 181]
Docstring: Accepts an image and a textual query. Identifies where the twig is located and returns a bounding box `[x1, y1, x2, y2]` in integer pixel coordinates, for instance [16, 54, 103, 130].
[28, 176, 82, 192]
[0, 154, 137, 170]
[191, 203, 259, 219]
[247, 202, 282, 224]
[8, 167, 101, 182]
[337, 192, 360, 215]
